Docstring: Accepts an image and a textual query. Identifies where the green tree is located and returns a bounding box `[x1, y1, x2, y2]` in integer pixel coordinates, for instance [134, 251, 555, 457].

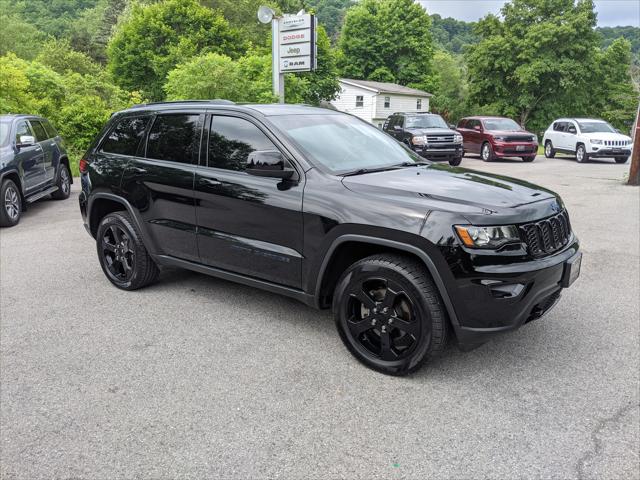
[0, 13, 49, 60]
[423, 51, 468, 122]
[337, 0, 432, 85]
[430, 14, 478, 54]
[465, 0, 601, 132]
[306, 0, 355, 41]
[107, 0, 246, 100]
[36, 39, 100, 76]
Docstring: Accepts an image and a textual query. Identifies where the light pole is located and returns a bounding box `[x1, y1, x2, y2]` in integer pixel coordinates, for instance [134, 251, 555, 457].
[258, 6, 284, 103]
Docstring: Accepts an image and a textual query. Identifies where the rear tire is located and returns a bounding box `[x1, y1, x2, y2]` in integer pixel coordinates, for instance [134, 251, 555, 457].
[333, 254, 448, 376]
[0, 179, 21, 227]
[522, 156, 536, 162]
[615, 156, 629, 164]
[51, 163, 71, 200]
[96, 211, 159, 290]
[576, 144, 588, 163]
[481, 142, 494, 162]
[544, 141, 556, 158]
[449, 156, 462, 166]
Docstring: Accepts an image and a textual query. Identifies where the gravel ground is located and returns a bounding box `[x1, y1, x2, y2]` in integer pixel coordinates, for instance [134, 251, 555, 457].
[1, 154, 638, 479]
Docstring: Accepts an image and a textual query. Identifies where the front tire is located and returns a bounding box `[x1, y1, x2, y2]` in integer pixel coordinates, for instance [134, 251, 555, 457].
[51, 163, 71, 200]
[576, 144, 588, 163]
[0, 179, 21, 227]
[615, 156, 629, 164]
[449, 156, 462, 166]
[96, 211, 159, 290]
[481, 142, 494, 162]
[544, 141, 556, 158]
[522, 156, 536, 162]
[333, 254, 448, 376]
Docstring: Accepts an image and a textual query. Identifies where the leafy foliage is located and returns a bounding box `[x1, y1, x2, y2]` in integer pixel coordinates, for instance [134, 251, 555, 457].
[107, 0, 246, 100]
[422, 51, 468, 122]
[430, 14, 478, 54]
[337, 0, 433, 85]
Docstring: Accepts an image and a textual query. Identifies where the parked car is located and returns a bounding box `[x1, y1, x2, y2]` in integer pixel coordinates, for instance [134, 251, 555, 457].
[0, 115, 72, 227]
[457, 116, 538, 162]
[79, 101, 581, 376]
[542, 118, 633, 163]
[383, 112, 463, 166]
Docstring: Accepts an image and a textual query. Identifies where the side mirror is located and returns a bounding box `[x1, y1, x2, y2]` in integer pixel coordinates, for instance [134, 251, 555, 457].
[615, 129, 621, 134]
[393, 125, 402, 131]
[448, 124, 456, 129]
[17, 135, 36, 148]
[246, 150, 295, 180]
[568, 126, 577, 134]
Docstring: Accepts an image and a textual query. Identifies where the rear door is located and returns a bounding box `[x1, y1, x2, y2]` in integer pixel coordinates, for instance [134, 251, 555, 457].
[466, 119, 482, 153]
[120, 111, 201, 262]
[194, 112, 304, 288]
[14, 120, 45, 192]
[29, 119, 58, 184]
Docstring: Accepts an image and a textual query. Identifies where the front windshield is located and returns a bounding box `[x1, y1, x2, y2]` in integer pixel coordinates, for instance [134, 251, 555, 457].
[270, 113, 422, 174]
[0, 120, 10, 146]
[483, 118, 521, 131]
[578, 121, 616, 134]
[405, 115, 448, 129]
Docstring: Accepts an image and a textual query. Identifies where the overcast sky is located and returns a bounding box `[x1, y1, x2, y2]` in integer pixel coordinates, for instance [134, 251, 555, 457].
[418, 0, 640, 27]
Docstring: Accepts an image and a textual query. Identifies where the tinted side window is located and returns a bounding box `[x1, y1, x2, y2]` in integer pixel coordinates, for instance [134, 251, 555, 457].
[146, 114, 200, 164]
[42, 119, 58, 138]
[457, 119, 467, 128]
[208, 116, 277, 172]
[101, 116, 150, 155]
[553, 122, 565, 132]
[30, 120, 49, 141]
[15, 121, 34, 143]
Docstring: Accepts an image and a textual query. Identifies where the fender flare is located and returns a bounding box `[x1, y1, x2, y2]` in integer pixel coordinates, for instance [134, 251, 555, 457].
[88, 192, 158, 254]
[0, 169, 26, 196]
[314, 234, 461, 329]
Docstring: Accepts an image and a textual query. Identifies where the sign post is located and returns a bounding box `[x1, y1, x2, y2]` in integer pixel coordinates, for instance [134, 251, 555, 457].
[260, 8, 317, 103]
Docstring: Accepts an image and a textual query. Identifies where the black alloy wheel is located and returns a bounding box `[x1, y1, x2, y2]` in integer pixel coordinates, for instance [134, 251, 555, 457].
[0, 179, 21, 227]
[52, 164, 71, 200]
[96, 211, 159, 290]
[334, 254, 448, 375]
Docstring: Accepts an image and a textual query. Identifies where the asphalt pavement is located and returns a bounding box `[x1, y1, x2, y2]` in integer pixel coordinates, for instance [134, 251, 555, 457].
[1, 154, 638, 479]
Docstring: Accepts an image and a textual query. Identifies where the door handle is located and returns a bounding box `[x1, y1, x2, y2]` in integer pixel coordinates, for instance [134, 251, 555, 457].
[199, 177, 221, 186]
[130, 167, 147, 174]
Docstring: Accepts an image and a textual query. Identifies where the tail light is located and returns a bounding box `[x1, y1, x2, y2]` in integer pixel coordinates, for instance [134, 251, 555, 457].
[79, 157, 89, 174]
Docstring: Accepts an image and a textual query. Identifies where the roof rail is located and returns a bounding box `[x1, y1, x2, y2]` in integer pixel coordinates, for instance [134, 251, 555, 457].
[129, 99, 235, 109]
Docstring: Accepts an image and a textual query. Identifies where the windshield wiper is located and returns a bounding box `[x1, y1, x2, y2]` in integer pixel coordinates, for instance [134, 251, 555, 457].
[394, 161, 430, 167]
[341, 166, 403, 177]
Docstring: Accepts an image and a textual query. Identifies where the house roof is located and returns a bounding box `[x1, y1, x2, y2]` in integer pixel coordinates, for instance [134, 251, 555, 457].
[340, 78, 432, 97]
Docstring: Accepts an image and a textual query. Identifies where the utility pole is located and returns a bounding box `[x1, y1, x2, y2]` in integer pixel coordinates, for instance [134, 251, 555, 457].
[629, 103, 640, 186]
[272, 18, 284, 103]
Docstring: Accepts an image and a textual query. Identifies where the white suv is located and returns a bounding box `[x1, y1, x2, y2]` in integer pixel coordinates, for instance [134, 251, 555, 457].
[542, 118, 632, 164]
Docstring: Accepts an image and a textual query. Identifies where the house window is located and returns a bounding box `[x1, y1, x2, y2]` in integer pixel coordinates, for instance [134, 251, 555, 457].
[355, 95, 363, 108]
[384, 96, 390, 108]
[416, 99, 422, 110]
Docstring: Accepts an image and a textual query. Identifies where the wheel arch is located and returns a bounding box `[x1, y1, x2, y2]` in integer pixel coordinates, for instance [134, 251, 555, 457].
[314, 235, 461, 330]
[0, 170, 25, 203]
[59, 155, 73, 184]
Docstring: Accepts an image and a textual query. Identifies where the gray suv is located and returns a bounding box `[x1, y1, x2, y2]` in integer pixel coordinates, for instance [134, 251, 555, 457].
[0, 115, 72, 227]
[383, 112, 464, 166]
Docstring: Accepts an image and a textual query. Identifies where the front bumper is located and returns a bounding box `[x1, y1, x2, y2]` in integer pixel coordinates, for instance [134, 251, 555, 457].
[589, 146, 631, 158]
[412, 144, 463, 160]
[492, 142, 538, 157]
[445, 238, 581, 349]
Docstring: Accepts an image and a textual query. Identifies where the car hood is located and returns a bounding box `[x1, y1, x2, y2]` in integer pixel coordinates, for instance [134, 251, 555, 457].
[487, 129, 533, 136]
[341, 163, 558, 211]
[406, 127, 457, 136]
[580, 131, 632, 142]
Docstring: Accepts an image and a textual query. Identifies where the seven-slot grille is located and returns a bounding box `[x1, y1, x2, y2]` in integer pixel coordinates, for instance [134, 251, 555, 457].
[519, 210, 572, 257]
[426, 135, 455, 143]
[603, 140, 628, 147]
[504, 135, 534, 142]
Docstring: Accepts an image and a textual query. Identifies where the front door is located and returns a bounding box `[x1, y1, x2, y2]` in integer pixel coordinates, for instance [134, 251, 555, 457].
[14, 120, 45, 192]
[195, 113, 304, 288]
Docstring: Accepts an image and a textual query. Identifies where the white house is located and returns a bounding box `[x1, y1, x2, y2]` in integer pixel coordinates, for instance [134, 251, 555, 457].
[330, 78, 432, 128]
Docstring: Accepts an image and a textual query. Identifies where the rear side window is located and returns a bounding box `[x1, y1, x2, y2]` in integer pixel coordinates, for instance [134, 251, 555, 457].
[208, 116, 277, 172]
[30, 120, 49, 141]
[146, 114, 200, 164]
[457, 119, 467, 128]
[42, 119, 58, 138]
[101, 116, 149, 155]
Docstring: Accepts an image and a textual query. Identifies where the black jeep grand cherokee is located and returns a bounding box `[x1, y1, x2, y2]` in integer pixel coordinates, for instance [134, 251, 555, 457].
[79, 101, 581, 375]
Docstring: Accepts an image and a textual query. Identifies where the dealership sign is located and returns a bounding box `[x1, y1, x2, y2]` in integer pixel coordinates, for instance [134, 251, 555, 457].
[277, 14, 317, 73]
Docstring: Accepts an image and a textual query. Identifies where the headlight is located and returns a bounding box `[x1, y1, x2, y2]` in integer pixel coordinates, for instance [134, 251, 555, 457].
[493, 136, 506, 142]
[454, 134, 463, 143]
[590, 139, 603, 145]
[531, 135, 538, 143]
[455, 225, 520, 249]
[411, 135, 427, 145]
